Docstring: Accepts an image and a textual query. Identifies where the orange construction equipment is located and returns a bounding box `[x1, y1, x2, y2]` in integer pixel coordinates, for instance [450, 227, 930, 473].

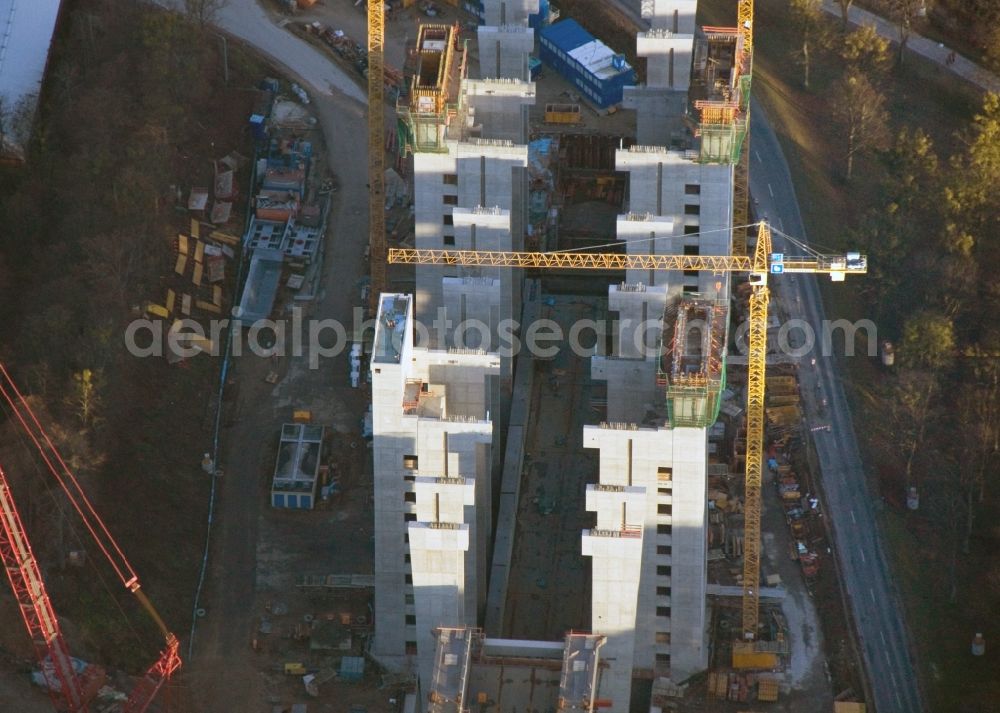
[0, 364, 180, 712]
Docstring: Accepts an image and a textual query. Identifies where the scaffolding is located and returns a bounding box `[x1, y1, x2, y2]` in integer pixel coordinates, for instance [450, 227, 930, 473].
[427, 628, 474, 713]
[658, 296, 729, 428]
[557, 633, 606, 713]
[692, 27, 750, 165]
[691, 22, 754, 254]
[397, 24, 468, 154]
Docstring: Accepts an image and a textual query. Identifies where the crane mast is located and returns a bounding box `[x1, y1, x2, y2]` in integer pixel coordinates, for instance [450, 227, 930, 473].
[741, 222, 770, 639]
[368, 0, 387, 313]
[0, 466, 85, 712]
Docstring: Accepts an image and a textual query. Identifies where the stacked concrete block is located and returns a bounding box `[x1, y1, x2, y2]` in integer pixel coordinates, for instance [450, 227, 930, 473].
[582, 424, 708, 711]
[477, 25, 535, 81]
[463, 78, 536, 144]
[371, 294, 501, 693]
[616, 146, 733, 299]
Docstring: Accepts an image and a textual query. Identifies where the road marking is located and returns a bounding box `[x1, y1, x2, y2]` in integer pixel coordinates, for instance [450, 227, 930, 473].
[890, 672, 898, 689]
[880, 631, 887, 646]
[778, 218, 785, 231]
[850, 510, 857, 524]
[869, 588, 876, 603]
[859, 548, 866, 563]
[754, 150, 762, 162]
[884, 649, 891, 665]
[896, 690, 903, 708]
[767, 183, 774, 197]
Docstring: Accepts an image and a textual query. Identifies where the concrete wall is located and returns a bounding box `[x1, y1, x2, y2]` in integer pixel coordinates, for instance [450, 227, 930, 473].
[476, 26, 535, 81]
[640, 0, 698, 33]
[413, 141, 527, 334]
[408, 521, 471, 693]
[637, 31, 694, 90]
[622, 86, 689, 148]
[481, 0, 540, 27]
[582, 493, 644, 711]
[616, 147, 733, 299]
[371, 295, 501, 681]
[591, 355, 661, 424]
[464, 78, 535, 144]
[583, 424, 708, 706]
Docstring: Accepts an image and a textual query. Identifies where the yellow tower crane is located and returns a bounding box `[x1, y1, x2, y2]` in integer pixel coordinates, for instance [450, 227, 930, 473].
[732, 0, 754, 257]
[388, 223, 867, 643]
[367, 0, 387, 313]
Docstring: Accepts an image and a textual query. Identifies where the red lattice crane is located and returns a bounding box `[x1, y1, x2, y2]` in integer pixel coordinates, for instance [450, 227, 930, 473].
[0, 364, 180, 712]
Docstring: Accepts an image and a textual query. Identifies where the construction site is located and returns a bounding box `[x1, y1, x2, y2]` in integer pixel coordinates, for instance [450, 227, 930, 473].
[0, 0, 882, 712]
[359, 0, 868, 711]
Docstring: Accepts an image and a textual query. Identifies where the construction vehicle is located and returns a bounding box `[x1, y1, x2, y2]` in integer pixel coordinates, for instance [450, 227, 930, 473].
[387, 221, 866, 657]
[0, 364, 180, 712]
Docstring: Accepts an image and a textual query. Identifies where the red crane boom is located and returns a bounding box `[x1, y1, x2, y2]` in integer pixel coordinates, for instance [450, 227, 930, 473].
[0, 465, 87, 711]
[0, 363, 181, 712]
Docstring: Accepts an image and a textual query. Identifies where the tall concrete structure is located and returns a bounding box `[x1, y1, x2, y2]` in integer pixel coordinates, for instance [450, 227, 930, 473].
[370, 294, 500, 692]
[402, 26, 532, 344]
[582, 424, 708, 706]
[623, 0, 697, 146]
[616, 146, 733, 299]
[477, 0, 539, 80]
[377, 18, 538, 689]
[412, 140, 527, 338]
[584, 0, 736, 702]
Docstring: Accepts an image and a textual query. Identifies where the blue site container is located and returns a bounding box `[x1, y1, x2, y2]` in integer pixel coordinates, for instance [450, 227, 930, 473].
[340, 656, 365, 682]
[539, 19, 636, 109]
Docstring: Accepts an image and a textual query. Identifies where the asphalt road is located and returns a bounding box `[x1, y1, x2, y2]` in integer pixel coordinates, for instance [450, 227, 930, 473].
[749, 97, 926, 713]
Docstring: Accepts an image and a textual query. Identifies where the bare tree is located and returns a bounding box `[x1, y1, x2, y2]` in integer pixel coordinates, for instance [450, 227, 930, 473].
[956, 359, 1000, 553]
[0, 95, 10, 153]
[886, 0, 924, 63]
[836, 0, 854, 27]
[10, 94, 37, 150]
[790, 0, 824, 89]
[830, 73, 890, 180]
[889, 370, 937, 493]
[184, 0, 229, 28]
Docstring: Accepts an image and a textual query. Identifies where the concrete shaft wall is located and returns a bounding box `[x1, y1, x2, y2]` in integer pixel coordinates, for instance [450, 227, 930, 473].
[591, 354, 661, 424]
[616, 147, 733, 299]
[583, 424, 708, 709]
[637, 32, 694, 90]
[622, 87, 688, 148]
[413, 141, 527, 334]
[464, 78, 535, 144]
[582, 483, 645, 712]
[371, 305, 500, 681]
[641, 0, 698, 33]
[482, 0, 540, 27]
[408, 518, 471, 693]
[616, 214, 675, 289]
[476, 26, 535, 81]
[607, 284, 669, 362]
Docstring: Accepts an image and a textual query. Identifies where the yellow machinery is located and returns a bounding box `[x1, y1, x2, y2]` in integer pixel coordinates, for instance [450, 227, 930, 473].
[367, 0, 386, 312]
[388, 222, 867, 645]
[733, 0, 754, 257]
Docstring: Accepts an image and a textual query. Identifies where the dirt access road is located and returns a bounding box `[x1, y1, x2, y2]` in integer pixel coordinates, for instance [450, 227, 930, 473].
[176, 1, 405, 711]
